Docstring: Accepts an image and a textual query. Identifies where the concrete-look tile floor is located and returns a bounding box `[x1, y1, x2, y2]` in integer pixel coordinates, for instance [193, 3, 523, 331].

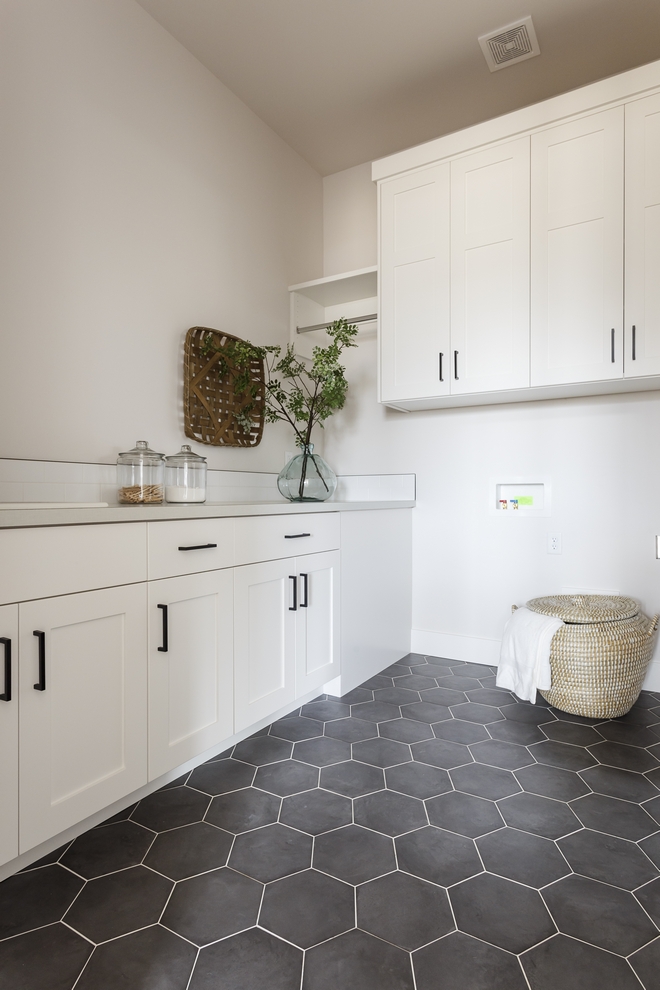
[2, 654, 660, 990]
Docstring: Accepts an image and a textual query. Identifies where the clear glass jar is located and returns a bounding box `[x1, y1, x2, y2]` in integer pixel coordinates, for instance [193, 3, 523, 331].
[117, 441, 165, 504]
[277, 444, 337, 502]
[165, 445, 207, 503]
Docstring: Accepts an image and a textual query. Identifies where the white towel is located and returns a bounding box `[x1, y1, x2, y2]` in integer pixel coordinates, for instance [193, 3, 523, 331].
[496, 606, 564, 704]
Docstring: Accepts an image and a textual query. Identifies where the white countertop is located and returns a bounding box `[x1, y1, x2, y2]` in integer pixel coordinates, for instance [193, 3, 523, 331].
[0, 500, 415, 529]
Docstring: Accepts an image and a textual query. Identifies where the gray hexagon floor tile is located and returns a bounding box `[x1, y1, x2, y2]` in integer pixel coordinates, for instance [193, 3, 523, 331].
[189, 927, 302, 990]
[350, 700, 402, 723]
[268, 715, 324, 741]
[385, 761, 452, 799]
[205, 787, 280, 833]
[487, 718, 547, 746]
[569, 792, 658, 840]
[498, 791, 581, 839]
[541, 721, 604, 747]
[433, 718, 490, 744]
[357, 870, 454, 950]
[293, 736, 351, 767]
[558, 829, 659, 889]
[143, 821, 233, 880]
[426, 790, 504, 837]
[0, 923, 93, 990]
[542, 874, 658, 955]
[354, 790, 427, 836]
[303, 929, 414, 990]
[323, 716, 378, 743]
[379, 717, 435, 743]
[253, 759, 319, 796]
[0, 865, 85, 940]
[187, 758, 256, 795]
[413, 931, 528, 990]
[635, 877, 660, 926]
[260, 869, 354, 948]
[232, 734, 293, 766]
[477, 827, 570, 887]
[64, 866, 172, 944]
[280, 788, 352, 834]
[229, 823, 312, 882]
[588, 741, 660, 773]
[450, 762, 521, 800]
[521, 933, 643, 990]
[470, 739, 535, 770]
[396, 825, 483, 886]
[130, 787, 210, 832]
[515, 763, 590, 801]
[320, 759, 385, 797]
[76, 925, 196, 990]
[449, 702, 504, 724]
[161, 867, 262, 945]
[353, 737, 412, 768]
[450, 872, 555, 953]
[400, 701, 451, 724]
[411, 738, 472, 770]
[630, 938, 660, 990]
[313, 824, 396, 884]
[300, 700, 350, 721]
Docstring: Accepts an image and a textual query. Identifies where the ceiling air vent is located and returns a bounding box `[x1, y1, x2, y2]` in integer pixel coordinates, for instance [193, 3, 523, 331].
[479, 16, 540, 72]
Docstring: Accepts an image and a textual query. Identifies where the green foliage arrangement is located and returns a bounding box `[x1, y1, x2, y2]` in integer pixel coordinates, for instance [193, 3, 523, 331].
[201, 318, 358, 449]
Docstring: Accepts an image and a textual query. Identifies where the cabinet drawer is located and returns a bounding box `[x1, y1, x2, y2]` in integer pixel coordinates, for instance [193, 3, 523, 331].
[148, 518, 234, 579]
[0, 524, 147, 605]
[234, 513, 339, 566]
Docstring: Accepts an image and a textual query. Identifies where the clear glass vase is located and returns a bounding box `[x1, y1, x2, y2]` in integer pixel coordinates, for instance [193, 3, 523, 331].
[277, 444, 337, 502]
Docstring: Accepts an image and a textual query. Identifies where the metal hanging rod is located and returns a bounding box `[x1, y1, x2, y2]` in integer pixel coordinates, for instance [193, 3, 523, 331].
[296, 313, 378, 334]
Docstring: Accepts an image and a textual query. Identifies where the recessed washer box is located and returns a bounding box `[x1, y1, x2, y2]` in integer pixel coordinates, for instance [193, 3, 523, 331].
[491, 479, 551, 516]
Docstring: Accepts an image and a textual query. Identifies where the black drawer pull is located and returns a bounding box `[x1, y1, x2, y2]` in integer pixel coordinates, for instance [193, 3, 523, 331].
[611, 328, 615, 363]
[33, 630, 46, 691]
[438, 352, 444, 382]
[0, 638, 11, 702]
[284, 533, 311, 539]
[300, 573, 309, 608]
[178, 543, 218, 552]
[289, 575, 298, 611]
[454, 350, 459, 380]
[632, 325, 636, 360]
[157, 604, 169, 653]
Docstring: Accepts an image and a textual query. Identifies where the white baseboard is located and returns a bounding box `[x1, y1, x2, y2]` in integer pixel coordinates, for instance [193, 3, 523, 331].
[411, 629, 501, 666]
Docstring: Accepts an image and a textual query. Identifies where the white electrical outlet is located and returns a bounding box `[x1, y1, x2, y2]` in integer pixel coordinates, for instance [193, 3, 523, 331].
[547, 533, 562, 555]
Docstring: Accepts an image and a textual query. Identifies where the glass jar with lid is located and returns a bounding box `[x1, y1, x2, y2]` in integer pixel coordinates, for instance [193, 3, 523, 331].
[165, 445, 207, 503]
[117, 441, 165, 504]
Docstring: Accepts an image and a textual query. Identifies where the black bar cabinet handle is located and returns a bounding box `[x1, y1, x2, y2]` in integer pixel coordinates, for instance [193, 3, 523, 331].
[0, 638, 11, 702]
[178, 543, 217, 552]
[438, 352, 444, 382]
[611, 328, 615, 363]
[454, 350, 459, 380]
[632, 325, 636, 360]
[289, 575, 298, 611]
[300, 573, 309, 608]
[284, 533, 311, 539]
[157, 604, 169, 653]
[33, 630, 46, 691]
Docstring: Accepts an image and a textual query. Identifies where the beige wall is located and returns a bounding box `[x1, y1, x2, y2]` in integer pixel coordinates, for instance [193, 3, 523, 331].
[0, 0, 323, 468]
[323, 163, 377, 277]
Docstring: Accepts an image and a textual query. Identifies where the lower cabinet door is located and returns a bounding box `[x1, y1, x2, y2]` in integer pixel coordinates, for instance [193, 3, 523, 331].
[19, 585, 147, 852]
[234, 558, 296, 732]
[295, 550, 339, 698]
[0, 604, 18, 867]
[148, 569, 233, 780]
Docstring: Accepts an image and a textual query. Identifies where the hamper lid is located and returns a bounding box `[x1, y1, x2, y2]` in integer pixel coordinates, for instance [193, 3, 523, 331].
[526, 594, 639, 623]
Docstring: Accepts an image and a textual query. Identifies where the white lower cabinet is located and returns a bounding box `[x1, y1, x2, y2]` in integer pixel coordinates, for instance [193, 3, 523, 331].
[234, 558, 297, 731]
[18, 584, 148, 852]
[0, 604, 18, 868]
[148, 570, 233, 780]
[295, 550, 339, 698]
[233, 550, 339, 732]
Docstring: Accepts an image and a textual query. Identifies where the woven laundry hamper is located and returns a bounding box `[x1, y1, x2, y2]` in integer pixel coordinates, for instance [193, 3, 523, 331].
[524, 595, 659, 719]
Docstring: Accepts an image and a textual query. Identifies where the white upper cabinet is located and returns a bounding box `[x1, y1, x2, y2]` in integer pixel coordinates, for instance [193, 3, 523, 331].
[380, 164, 451, 401]
[531, 107, 624, 385]
[451, 138, 530, 394]
[625, 93, 660, 377]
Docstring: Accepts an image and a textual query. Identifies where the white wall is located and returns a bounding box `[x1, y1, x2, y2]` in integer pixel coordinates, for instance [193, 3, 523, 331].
[0, 0, 323, 469]
[322, 163, 660, 685]
[323, 163, 377, 277]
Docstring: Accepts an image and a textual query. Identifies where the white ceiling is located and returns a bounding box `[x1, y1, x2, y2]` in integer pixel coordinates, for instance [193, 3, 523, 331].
[136, 0, 660, 175]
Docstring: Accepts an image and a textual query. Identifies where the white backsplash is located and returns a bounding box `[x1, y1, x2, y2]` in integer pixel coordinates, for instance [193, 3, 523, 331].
[0, 460, 415, 504]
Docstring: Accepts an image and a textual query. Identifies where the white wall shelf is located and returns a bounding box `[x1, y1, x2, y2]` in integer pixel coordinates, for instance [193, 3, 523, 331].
[289, 267, 377, 358]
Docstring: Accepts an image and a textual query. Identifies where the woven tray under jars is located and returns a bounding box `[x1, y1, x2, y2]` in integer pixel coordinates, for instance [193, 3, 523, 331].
[523, 595, 658, 719]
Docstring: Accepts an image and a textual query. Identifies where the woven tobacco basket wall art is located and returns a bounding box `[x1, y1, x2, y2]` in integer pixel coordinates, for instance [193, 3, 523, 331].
[183, 326, 265, 447]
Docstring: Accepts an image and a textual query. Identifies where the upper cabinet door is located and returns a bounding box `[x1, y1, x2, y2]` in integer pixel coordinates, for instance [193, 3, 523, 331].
[531, 107, 624, 385]
[380, 164, 451, 401]
[625, 93, 660, 378]
[450, 138, 530, 394]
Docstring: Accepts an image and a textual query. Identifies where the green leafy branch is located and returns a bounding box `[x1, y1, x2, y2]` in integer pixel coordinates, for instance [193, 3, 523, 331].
[201, 319, 358, 447]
